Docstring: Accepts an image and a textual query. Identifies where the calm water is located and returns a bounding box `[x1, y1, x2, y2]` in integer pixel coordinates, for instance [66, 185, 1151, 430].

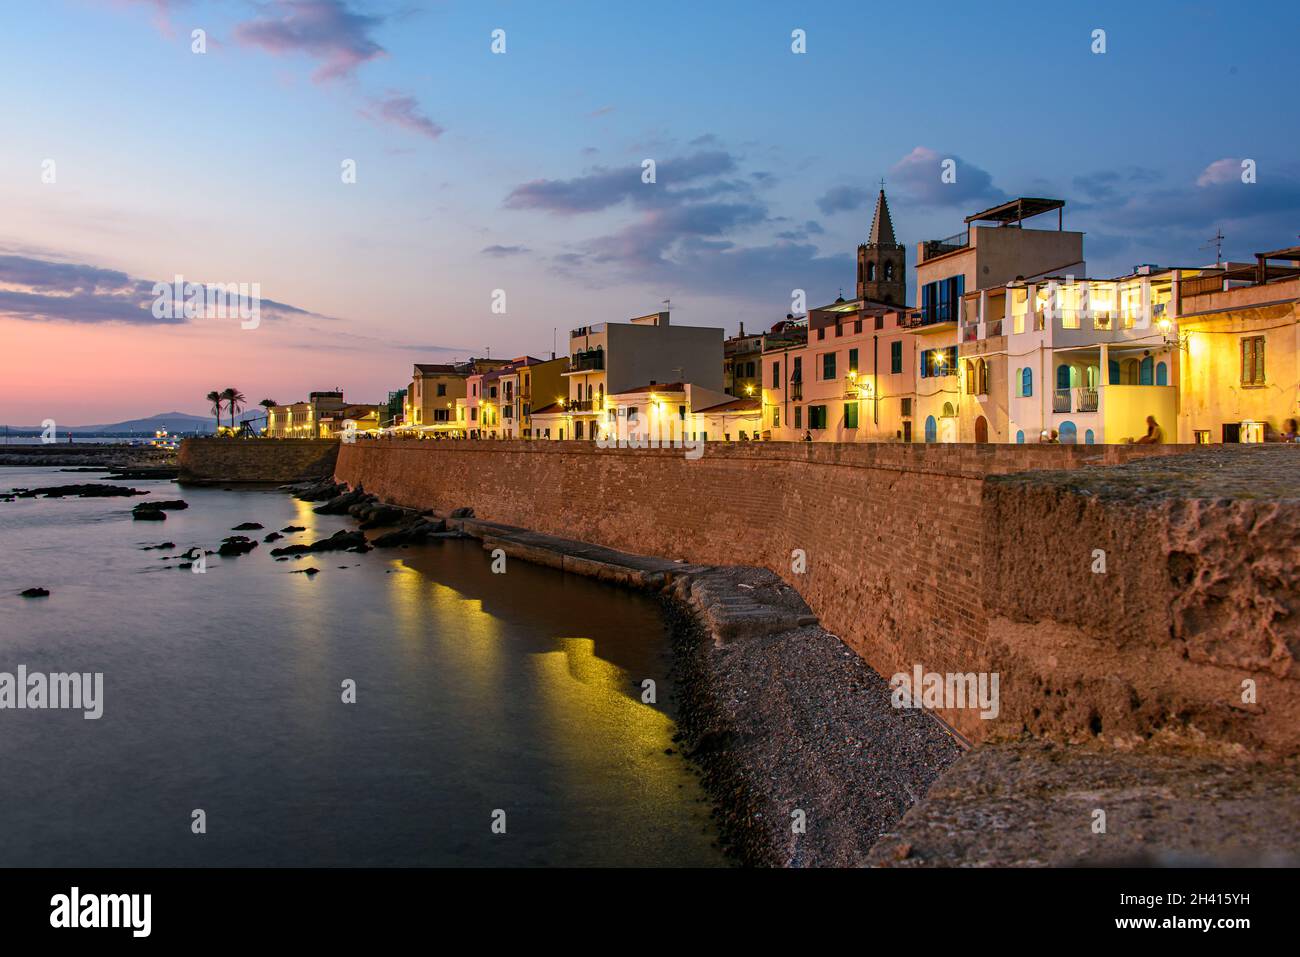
[0, 467, 724, 867]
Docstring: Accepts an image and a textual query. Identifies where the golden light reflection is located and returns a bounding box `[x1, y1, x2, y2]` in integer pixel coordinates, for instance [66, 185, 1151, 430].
[386, 563, 505, 693]
[530, 636, 688, 811]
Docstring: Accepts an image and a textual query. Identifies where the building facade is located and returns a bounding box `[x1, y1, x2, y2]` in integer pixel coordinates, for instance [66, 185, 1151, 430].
[1175, 248, 1300, 443]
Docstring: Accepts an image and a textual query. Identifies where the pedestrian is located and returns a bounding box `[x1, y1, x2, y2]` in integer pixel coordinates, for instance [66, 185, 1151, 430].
[1281, 418, 1299, 442]
[1135, 415, 1163, 444]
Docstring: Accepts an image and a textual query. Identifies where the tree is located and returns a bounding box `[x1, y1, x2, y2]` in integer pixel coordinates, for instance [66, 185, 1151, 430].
[206, 391, 223, 434]
[258, 398, 277, 435]
[222, 388, 246, 430]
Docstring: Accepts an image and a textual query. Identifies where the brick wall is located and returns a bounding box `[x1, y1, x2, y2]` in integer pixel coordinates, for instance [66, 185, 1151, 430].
[335, 439, 1297, 755]
[178, 438, 340, 484]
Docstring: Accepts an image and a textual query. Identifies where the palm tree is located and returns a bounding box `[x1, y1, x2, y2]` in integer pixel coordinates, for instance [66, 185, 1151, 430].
[206, 391, 223, 434]
[258, 398, 277, 435]
[222, 388, 246, 431]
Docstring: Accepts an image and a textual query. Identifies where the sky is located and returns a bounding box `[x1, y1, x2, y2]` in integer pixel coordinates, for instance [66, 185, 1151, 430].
[2, 0, 1298, 424]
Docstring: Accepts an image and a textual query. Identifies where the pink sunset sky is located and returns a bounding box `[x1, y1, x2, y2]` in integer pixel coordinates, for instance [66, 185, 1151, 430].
[3, 1, 1296, 425]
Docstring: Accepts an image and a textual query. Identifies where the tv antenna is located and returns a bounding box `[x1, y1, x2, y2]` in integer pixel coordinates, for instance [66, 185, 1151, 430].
[1202, 228, 1225, 267]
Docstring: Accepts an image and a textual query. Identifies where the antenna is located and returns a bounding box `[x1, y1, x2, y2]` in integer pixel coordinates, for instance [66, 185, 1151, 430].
[1201, 228, 1225, 267]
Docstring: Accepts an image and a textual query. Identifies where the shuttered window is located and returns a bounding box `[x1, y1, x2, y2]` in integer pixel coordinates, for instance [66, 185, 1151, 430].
[1241, 336, 1265, 386]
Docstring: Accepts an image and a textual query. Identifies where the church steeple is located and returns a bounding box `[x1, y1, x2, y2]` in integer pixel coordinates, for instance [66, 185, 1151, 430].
[867, 188, 898, 247]
[857, 185, 906, 306]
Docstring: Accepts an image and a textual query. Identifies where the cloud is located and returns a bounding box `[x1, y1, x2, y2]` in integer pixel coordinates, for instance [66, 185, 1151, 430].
[1196, 157, 1248, 188]
[504, 150, 739, 214]
[816, 186, 871, 216]
[233, 0, 387, 82]
[890, 146, 1001, 207]
[0, 254, 327, 325]
[361, 93, 443, 140]
[508, 145, 847, 303]
[481, 244, 529, 257]
[588, 105, 615, 117]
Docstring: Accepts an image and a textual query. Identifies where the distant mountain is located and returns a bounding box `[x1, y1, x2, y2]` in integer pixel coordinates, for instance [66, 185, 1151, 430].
[73, 412, 218, 434]
[2, 410, 273, 435]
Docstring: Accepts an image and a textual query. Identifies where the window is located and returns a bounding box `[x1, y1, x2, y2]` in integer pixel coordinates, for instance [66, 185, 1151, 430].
[1020, 367, 1033, 397]
[1194, 430, 1211, 444]
[901, 397, 912, 417]
[977, 358, 989, 395]
[822, 352, 836, 380]
[867, 262, 876, 281]
[678, 405, 686, 420]
[436, 383, 446, 397]
[854, 320, 862, 334]
[921, 275, 965, 324]
[773, 408, 780, 428]
[835, 323, 843, 338]
[470, 408, 478, 421]
[628, 406, 639, 422]
[920, 346, 957, 378]
[817, 327, 825, 341]
[1241, 336, 1265, 385]
[746, 361, 756, 378]
[575, 421, 584, 439]
[792, 356, 803, 382]
[794, 406, 802, 429]
[808, 405, 828, 429]
[964, 359, 976, 394]
[844, 402, 858, 429]
[772, 361, 781, 388]
[848, 348, 858, 374]
[890, 341, 903, 374]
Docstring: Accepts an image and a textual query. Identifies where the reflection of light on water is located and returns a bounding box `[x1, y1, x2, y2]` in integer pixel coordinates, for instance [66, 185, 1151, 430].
[387, 565, 504, 695]
[531, 637, 686, 816]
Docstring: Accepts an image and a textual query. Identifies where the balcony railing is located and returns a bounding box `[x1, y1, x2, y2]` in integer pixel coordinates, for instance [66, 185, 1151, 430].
[844, 375, 861, 397]
[921, 230, 969, 262]
[1053, 389, 1072, 413]
[570, 351, 605, 372]
[566, 399, 595, 412]
[790, 380, 803, 400]
[1077, 388, 1099, 413]
[985, 318, 1003, 337]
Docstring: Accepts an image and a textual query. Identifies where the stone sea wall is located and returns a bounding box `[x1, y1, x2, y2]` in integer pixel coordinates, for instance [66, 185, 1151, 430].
[178, 437, 339, 485]
[334, 439, 1299, 757]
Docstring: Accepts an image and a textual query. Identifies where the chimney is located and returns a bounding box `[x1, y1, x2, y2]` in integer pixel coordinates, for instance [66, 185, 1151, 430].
[739, 321, 745, 337]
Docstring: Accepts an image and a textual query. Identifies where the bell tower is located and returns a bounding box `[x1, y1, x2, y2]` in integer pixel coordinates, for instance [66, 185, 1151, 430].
[856, 186, 906, 306]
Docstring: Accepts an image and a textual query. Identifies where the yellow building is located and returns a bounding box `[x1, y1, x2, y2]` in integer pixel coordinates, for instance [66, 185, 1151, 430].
[1175, 248, 1300, 443]
[266, 391, 345, 438]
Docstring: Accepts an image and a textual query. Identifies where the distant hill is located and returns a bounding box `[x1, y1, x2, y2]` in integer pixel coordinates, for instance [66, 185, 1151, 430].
[2, 410, 273, 435]
[73, 412, 217, 434]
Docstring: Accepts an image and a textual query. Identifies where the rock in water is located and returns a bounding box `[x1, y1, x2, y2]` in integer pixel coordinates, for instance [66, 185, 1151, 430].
[21, 587, 50, 598]
[232, 522, 263, 530]
[132, 504, 167, 521]
[217, 536, 258, 557]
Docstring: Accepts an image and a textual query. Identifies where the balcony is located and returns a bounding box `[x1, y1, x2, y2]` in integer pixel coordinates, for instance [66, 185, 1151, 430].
[920, 230, 969, 263]
[1077, 388, 1099, 413]
[566, 399, 595, 413]
[790, 380, 803, 401]
[1053, 389, 1072, 413]
[568, 350, 605, 373]
[843, 375, 861, 397]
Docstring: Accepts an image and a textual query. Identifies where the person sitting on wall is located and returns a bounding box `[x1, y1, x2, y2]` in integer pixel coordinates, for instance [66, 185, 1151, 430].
[1135, 415, 1163, 444]
[1041, 429, 1059, 444]
[802, 430, 812, 442]
[1281, 418, 1299, 442]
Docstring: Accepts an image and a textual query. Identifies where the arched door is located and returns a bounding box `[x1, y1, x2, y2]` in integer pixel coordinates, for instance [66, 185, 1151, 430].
[924, 415, 937, 443]
[1059, 420, 1078, 444]
[975, 416, 989, 443]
